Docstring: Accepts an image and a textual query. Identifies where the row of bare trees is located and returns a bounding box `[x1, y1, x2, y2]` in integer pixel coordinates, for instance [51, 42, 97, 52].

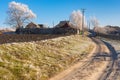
[5, 1, 100, 34]
[69, 10, 100, 34]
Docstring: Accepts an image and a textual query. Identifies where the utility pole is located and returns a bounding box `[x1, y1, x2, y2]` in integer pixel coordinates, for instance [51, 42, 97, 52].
[89, 21, 90, 31]
[52, 21, 54, 27]
[81, 9, 85, 36]
[87, 20, 90, 31]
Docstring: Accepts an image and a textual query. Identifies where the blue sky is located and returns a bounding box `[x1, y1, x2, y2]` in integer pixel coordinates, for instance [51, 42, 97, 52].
[0, 0, 120, 28]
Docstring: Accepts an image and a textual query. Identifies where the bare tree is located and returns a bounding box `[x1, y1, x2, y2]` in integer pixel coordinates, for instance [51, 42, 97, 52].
[6, 1, 36, 28]
[69, 10, 83, 34]
[90, 16, 99, 28]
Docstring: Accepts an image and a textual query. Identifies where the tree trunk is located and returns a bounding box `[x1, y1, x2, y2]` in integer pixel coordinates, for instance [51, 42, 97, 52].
[77, 29, 80, 34]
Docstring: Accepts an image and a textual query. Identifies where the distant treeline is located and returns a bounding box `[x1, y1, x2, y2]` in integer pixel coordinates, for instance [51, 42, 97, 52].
[96, 32, 120, 40]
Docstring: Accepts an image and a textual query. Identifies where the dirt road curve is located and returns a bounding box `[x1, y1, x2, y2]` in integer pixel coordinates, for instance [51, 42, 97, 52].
[61, 38, 110, 80]
[50, 38, 111, 80]
[99, 41, 120, 80]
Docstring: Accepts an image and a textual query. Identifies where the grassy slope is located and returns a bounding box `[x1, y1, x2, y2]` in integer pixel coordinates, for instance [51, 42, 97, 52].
[0, 35, 94, 80]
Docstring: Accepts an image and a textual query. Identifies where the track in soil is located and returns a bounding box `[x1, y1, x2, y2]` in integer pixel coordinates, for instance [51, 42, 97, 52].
[61, 38, 107, 80]
[99, 41, 120, 80]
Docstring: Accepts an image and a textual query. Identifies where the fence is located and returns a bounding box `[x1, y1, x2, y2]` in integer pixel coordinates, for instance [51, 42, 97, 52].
[16, 28, 77, 34]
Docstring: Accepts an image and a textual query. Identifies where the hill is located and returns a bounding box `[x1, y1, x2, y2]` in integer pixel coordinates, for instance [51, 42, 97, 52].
[0, 35, 94, 80]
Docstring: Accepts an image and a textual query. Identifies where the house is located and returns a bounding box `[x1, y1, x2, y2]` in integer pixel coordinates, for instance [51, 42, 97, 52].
[26, 22, 40, 28]
[54, 21, 77, 34]
[54, 21, 75, 28]
[26, 22, 48, 29]
[38, 24, 48, 28]
[16, 21, 77, 34]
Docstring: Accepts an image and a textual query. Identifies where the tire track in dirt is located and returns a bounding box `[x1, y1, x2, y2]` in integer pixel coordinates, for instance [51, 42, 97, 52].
[50, 38, 110, 80]
[62, 38, 109, 80]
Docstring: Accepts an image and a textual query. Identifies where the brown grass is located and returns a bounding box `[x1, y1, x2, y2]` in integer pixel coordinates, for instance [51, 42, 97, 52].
[0, 35, 94, 80]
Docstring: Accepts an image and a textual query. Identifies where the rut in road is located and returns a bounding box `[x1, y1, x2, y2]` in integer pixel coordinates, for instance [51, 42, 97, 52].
[61, 38, 110, 80]
[98, 41, 119, 80]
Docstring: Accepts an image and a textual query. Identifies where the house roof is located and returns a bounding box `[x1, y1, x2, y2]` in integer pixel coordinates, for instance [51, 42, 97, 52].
[54, 21, 75, 28]
[26, 22, 48, 29]
[38, 24, 48, 28]
[26, 22, 40, 28]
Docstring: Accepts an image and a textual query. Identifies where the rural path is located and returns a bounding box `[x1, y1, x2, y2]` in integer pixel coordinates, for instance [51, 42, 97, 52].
[50, 38, 110, 80]
[99, 41, 120, 80]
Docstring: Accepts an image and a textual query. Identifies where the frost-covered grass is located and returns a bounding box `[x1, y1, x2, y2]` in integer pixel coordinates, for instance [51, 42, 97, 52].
[0, 35, 94, 80]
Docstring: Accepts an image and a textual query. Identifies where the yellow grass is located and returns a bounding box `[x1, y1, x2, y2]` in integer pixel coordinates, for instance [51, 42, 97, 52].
[0, 35, 94, 80]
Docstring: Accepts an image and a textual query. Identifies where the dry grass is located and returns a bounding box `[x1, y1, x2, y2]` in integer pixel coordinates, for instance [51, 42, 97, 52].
[0, 35, 94, 80]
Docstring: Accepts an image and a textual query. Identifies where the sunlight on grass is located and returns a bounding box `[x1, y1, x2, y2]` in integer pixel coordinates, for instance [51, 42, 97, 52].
[0, 35, 94, 80]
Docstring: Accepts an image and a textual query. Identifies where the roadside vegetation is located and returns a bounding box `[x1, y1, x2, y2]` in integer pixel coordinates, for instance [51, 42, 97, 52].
[0, 35, 94, 80]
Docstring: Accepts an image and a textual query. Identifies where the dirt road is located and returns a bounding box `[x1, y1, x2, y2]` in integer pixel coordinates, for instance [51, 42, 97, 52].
[50, 38, 110, 80]
[99, 41, 120, 80]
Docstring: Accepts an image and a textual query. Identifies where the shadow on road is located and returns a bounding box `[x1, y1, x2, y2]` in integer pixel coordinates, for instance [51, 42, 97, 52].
[98, 40, 118, 80]
[103, 41, 118, 61]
